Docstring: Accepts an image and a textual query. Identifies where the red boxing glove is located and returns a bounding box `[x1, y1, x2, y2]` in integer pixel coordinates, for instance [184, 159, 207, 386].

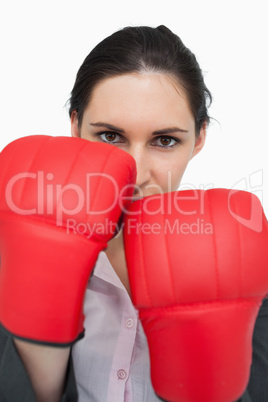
[123, 189, 268, 402]
[0, 135, 136, 345]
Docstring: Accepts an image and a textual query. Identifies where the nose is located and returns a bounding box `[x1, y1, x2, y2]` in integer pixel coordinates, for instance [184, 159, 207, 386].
[128, 146, 151, 197]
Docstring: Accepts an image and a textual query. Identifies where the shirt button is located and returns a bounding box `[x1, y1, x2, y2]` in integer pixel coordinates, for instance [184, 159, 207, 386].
[117, 369, 127, 380]
[126, 318, 134, 328]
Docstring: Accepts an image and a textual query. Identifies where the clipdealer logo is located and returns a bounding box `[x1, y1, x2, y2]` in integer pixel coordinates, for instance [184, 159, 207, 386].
[65, 217, 213, 239]
[227, 169, 264, 233]
[3, 169, 265, 234]
[123, 217, 213, 236]
[4, 171, 134, 225]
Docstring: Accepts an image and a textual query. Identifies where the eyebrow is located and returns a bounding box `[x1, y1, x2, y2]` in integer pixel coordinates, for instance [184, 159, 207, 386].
[90, 122, 189, 135]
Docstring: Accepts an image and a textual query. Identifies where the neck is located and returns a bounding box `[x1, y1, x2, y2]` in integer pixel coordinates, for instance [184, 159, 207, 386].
[106, 228, 124, 254]
[105, 229, 131, 295]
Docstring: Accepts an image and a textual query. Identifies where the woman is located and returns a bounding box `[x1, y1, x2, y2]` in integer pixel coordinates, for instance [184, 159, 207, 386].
[0, 25, 267, 402]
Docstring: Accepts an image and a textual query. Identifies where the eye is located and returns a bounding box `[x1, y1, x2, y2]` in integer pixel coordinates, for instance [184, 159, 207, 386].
[152, 136, 181, 148]
[97, 132, 124, 144]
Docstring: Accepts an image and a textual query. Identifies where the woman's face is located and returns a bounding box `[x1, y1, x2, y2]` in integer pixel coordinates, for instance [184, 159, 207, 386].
[71, 73, 206, 198]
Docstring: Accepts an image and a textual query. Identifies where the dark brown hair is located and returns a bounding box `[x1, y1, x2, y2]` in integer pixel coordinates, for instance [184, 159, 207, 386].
[69, 25, 212, 134]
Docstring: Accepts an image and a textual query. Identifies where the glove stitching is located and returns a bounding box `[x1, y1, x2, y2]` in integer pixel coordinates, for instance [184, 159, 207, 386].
[162, 208, 176, 304]
[208, 191, 221, 300]
[138, 296, 263, 316]
[140, 208, 153, 306]
[17, 136, 50, 212]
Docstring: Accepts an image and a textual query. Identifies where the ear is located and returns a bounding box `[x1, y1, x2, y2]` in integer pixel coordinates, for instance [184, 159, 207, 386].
[191, 123, 207, 159]
[70, 111, 80, 138]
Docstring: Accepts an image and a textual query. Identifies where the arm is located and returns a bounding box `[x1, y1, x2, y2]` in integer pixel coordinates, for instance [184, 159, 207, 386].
[123, 189, 268, 402]
[13, 339, 70, 402]
[0, 135, 136, 400]
[0, 325, 77, 402]
[246, 298, 268, 401]
[236, 299, 268, 402]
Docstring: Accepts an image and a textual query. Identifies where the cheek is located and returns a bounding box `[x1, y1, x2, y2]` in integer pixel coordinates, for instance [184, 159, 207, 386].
[156, 154, 192, 192]
[79, 126, 94, 141]
[168, 167, 185, 191]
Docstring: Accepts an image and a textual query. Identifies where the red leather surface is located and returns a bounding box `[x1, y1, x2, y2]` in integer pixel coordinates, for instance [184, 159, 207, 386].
[124, 189, 268, 402]
[0, 135, 136, 344]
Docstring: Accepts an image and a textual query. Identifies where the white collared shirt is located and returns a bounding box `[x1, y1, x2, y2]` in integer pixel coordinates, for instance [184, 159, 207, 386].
[72, 252, 161, 402]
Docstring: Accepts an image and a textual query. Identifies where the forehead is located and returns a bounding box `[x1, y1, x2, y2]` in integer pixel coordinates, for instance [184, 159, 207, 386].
[84, 73, 194, 130]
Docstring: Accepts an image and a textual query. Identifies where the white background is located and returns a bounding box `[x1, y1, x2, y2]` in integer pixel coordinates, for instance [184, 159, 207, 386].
[0, 0, 267, 215]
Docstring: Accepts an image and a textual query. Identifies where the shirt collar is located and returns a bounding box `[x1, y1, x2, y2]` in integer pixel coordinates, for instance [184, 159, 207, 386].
[93, 251, 126, 291]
